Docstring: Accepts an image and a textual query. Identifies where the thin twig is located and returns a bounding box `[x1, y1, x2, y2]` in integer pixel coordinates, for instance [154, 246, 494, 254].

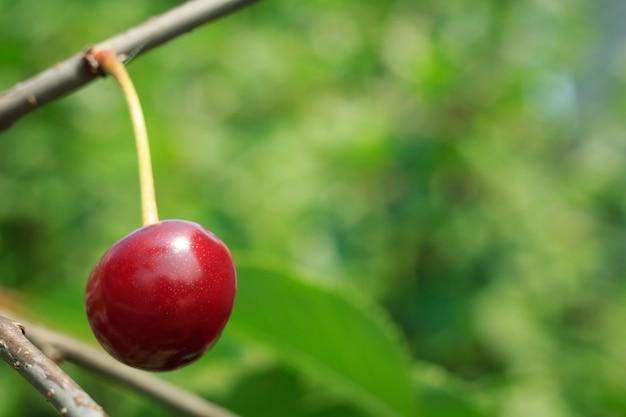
[0, 309, 240, 417]
[0, 0, 260, 131]
[0, 314, 107, 417]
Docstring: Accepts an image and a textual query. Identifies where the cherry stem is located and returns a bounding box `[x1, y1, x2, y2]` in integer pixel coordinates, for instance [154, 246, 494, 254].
[92, 49, 159, 226]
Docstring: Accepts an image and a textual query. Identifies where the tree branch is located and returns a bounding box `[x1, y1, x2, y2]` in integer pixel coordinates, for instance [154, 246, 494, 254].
[0, 310, 239, 417]
[0, 0, 260, 131]
[0, 314, 107, 417]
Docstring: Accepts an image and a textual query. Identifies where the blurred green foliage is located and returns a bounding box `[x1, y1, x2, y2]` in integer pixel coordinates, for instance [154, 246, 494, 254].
[0, 0, 624, 416]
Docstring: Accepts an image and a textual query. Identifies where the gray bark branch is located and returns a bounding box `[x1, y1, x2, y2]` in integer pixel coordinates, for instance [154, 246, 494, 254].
[0, 314, 107, 417]
[0, 310, 239, 417]
[0, 0, 260, 131]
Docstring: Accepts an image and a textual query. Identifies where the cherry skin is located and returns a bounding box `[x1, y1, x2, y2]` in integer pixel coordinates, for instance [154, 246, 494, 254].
[85, 219, 236, 371]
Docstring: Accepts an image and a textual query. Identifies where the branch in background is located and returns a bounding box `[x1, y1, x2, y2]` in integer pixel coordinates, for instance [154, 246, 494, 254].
[0, 314, 107, 417]
[0, 310, 240, 417]
[0, 0, 260, 131]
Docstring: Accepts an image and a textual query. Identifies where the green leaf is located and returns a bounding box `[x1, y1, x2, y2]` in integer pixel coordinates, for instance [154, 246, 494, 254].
[415, 362, 495, 417]
[227, 257, 418, 417]
[220, 366, 370, 417]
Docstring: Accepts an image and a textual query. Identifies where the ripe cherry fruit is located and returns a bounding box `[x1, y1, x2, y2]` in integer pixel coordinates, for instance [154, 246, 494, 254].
[83, 50, 236, 371]
[85, 220, 236, 371]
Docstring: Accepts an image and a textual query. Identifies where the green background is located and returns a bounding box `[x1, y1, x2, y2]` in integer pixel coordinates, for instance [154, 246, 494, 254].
[0, 0, 623, 416]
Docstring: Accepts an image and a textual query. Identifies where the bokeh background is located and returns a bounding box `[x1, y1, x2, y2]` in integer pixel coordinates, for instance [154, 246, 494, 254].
[0, 0, 624, 416]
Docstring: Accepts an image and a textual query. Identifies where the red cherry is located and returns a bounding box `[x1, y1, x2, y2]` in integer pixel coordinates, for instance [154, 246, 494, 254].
[85, 219, 236, 371]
